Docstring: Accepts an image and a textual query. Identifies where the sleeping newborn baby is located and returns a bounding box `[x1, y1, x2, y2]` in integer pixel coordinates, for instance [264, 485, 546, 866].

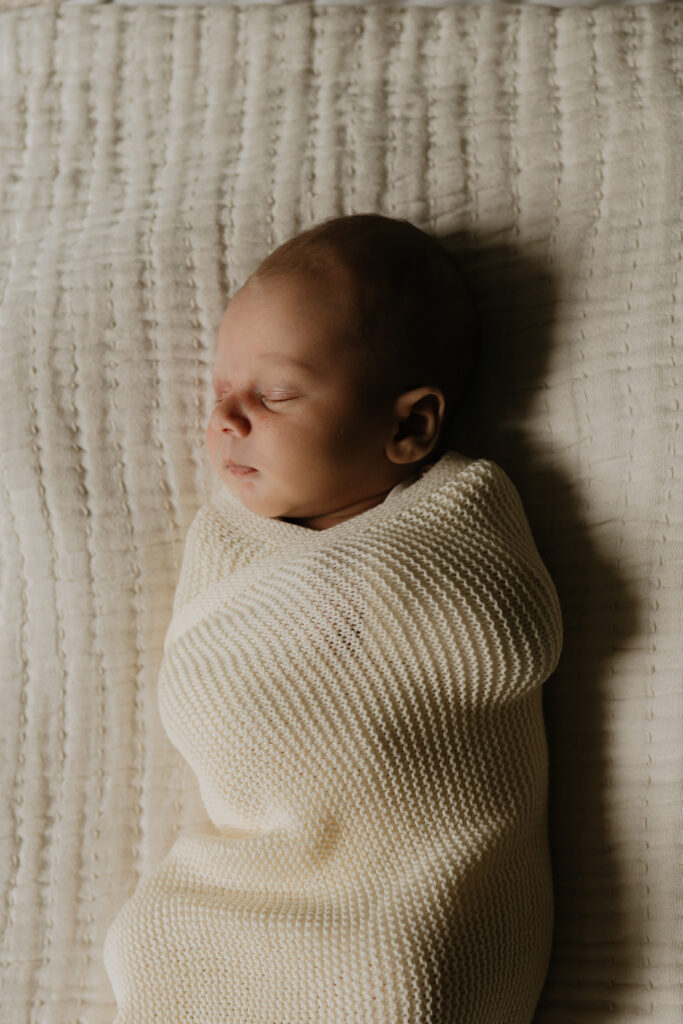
[104, 214, 564, 1024]
[205, 217, 459, 530]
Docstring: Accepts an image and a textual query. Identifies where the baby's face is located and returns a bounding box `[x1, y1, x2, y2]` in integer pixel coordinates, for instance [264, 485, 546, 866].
[206, 271, 395, 527]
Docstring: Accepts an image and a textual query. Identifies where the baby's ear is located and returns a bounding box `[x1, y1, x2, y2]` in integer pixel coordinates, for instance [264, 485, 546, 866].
[385, 387, 446, 464]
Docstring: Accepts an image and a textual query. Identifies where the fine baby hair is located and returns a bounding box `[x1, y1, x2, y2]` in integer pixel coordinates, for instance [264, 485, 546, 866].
[250, 212, 480, 459]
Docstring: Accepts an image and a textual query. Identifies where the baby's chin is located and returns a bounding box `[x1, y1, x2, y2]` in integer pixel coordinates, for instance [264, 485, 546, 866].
[222, 473, 293, 520]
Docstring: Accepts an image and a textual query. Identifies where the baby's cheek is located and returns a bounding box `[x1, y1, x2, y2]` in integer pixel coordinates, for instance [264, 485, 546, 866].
[205, 421, 218, 457]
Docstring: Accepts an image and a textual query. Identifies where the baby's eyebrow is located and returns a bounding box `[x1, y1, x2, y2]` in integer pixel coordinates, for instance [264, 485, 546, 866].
[212, 355, 315, 384]
[263, 355, 316, 374]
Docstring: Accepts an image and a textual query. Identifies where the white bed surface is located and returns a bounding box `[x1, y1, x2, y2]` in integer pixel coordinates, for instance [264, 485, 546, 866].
[0, 2, 681, 1022]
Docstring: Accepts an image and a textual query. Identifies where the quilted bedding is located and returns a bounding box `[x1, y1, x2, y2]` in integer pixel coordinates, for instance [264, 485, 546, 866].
[0, 3, 681, 1022]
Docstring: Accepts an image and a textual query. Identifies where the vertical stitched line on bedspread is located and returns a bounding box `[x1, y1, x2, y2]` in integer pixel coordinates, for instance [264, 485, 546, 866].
[22, 7, 79, 1011]
[0, 6, 52, 990]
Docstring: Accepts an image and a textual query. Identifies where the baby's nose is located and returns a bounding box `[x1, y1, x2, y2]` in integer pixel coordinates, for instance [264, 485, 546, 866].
[214, 398, 250, 436]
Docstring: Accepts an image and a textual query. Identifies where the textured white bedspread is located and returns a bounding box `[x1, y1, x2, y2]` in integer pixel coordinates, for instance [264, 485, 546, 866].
[0, 3, 681, 1022]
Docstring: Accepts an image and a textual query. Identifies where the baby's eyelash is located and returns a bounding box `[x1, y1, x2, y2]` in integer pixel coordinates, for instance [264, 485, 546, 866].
[213, 394, 294, 406]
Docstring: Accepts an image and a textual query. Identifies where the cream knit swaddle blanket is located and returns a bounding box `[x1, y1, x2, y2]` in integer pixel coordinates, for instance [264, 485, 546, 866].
[103, 450, 563, 1023]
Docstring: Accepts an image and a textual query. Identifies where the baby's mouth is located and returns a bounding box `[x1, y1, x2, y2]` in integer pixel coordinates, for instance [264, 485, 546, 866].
[225, 461, 256, 476]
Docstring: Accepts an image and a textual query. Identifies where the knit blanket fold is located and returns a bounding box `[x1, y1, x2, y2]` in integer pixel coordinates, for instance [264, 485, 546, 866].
[103, 450, 563, 1024]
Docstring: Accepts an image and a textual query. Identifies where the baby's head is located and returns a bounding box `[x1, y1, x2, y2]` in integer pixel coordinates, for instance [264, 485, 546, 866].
[206, 213, 478, 530]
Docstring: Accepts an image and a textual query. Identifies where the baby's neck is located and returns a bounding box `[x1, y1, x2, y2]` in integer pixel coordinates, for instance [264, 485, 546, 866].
[280, 488, 394, 531]
[280, 461, 435, 531]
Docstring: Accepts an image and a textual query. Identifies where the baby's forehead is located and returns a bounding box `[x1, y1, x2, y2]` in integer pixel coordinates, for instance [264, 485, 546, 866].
[222, 266, 359, 342]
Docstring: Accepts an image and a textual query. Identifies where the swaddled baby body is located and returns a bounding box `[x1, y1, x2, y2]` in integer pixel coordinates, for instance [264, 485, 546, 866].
[104, 214, 563, 1022]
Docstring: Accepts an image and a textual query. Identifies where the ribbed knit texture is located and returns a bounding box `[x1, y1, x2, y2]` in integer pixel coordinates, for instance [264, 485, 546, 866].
[103, 450, 563, 1023]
